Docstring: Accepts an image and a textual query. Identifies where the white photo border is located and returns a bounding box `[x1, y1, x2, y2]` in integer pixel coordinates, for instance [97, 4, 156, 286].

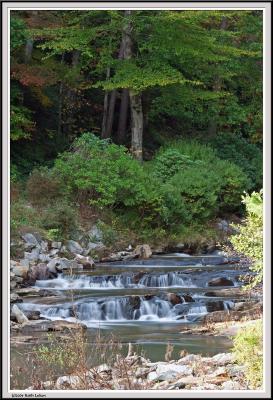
[2, 1, 271, 398]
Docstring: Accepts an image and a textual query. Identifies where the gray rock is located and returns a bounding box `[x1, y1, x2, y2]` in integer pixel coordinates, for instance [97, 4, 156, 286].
[148, 364, 192, 382]
[19, 259, 30, 267]
[40, 241, 49, 252]
[13, 265, 29, 278]
[49, 249, 60, 257]
[56, 375, 81, 389]
[74, 254, 95, 269]
[96, 364, 112, 374]
[133, 244, 152, 259]
[10, 293, 22, 303]
[39, 254, 51, 263]
[66, 240, 83, 255]
[22, 233, 39, 248]
[11, 304, 28, 324]
[51, 241, 62, 249]
[24, 248, 40, 262]
[56, 258, 80, 271]
[212, 353, 233, 366]
[221, 380, 242, 390]
[10, 281, 18, 289]
[10, 271, 15, 279]
[88, 226, 103, 242]
[14, 276, 24, 283]
[178, 354, 200, 364]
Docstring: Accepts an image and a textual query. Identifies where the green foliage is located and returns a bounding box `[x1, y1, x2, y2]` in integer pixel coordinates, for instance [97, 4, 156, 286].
[207, 132, 262, 190]
[151, 140, 250, 225]
[230, 190, 263, 287]
[46, 228, 62, 241]
[10, 16, 28, 51]
[53, 133, 163, 228]
[152, 148, 201, 182]
[232, 320, 263, 388]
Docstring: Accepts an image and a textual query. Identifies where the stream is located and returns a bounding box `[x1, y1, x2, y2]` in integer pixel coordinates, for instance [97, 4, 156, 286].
[11, 253, 252, 388]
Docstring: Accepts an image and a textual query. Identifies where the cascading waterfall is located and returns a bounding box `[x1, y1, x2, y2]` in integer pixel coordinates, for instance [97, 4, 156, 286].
[34, 271, 197, 290]
[18, 295, 211, 324]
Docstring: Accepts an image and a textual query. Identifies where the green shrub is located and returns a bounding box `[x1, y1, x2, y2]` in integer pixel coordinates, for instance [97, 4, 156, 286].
[215, 159, 251, 212]
[53, 133, 164, 228]
[160, 165, 221, 225]
[230, 190, 263, 288]
[207, 132, 262, 190]
[152, 148, 202, 182]
[232, 320, 263, 389]
[152, 140, 250, 221]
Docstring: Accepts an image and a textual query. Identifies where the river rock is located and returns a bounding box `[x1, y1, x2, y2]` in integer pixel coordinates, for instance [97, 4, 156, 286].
[133, 244, 152, 259]
[49, 249, 59, 257]
[96, 364, 112, 374]
[11, 304, 28, 324]
[74, 254, 95, 269]
[10, 281, 18, 289]
[66, 240, 84, 255]
[88, 226, 103, 241]
[24, 310, 41, 320]
[27, 263, 54, 283]
[208, 277, 234, 287]
[12, 265, 29, 278]
[56, 258, 81, 271]
[20, 319, 87, 333]
[182, 294, 194, 303]
[10, 293, 22, 303]
[18, 259, 30, 268]
[56, 375, 81, 389]
[212, 353, 233, 366]
[22, 233, 40, 248]
[24, 248, 40, 262]
[38, 254, 51, 263]
[206, 301, 226, 312]
[221, 380, 242, 390]
[51, 241, 62, 249]
[167, 293, 182, 305]
[149, 364, 193, 381]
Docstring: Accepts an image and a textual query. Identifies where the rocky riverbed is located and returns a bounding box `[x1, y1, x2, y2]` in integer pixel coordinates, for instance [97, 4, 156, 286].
[10, 230, 262, 390]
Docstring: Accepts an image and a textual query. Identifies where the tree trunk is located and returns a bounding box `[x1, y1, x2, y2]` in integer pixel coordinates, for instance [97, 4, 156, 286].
[102, 35, 126, 139]
[130, 91, 143, 161]
[24, 39, 33, 63]
[208, 17, 228, 136]
[57, 53, 65, 138]
[101, 68, 110, 138]
[122, 10, 144, 161]
[117, 88, 129, 143]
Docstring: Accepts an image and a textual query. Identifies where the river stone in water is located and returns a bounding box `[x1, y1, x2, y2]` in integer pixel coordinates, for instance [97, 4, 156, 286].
[208, 277, 234, 287]
[133, 244, 152, 259]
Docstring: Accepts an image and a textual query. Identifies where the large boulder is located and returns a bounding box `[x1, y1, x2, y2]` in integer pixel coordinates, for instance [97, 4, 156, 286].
[208, 277, 234, 287]
[133, 244, 152, 259]
[27, 263, 55, 283]
[66, 240, 83, 255]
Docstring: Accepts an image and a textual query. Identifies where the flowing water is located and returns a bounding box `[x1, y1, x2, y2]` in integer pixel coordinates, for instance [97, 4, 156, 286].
[11, 254, 252, 387]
